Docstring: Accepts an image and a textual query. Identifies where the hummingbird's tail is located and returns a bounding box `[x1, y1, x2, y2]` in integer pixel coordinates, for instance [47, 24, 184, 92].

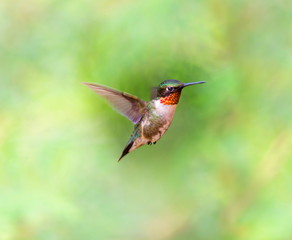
[118, 141, 134, 161]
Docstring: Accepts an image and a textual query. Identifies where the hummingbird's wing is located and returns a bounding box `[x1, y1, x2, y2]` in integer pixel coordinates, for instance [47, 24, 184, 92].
[83, 83, 147, 124]
[150, 87, 159, 99]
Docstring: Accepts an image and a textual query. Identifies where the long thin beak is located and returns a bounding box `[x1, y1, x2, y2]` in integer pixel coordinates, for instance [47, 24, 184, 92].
[183, 81, 206, 88]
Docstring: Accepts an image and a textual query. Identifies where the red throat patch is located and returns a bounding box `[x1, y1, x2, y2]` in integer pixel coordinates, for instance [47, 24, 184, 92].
[160, 92, 181, 105]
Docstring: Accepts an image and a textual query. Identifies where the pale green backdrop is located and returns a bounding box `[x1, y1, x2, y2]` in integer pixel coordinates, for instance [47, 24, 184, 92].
[0, 0, 291, 239]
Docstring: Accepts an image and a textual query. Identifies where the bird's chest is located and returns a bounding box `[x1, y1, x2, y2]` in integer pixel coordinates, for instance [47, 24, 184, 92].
[141, 101, 177, 141]
[153, 101, 177, 120]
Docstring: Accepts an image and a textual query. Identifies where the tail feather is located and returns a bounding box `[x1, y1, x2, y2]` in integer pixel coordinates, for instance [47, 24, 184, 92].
[118, 141, 134, 161]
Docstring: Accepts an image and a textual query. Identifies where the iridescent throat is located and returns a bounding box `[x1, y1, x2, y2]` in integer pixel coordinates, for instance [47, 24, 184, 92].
[160, 92, 181, 105]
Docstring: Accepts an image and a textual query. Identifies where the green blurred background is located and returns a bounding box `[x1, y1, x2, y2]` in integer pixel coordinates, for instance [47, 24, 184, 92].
[1, 0, 291, 239]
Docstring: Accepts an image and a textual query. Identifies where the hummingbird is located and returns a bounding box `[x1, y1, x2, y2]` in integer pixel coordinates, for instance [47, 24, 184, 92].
[83, 79, 206, 161]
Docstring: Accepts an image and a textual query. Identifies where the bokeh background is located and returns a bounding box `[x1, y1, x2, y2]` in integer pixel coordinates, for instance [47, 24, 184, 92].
[1, 0, 291, 239]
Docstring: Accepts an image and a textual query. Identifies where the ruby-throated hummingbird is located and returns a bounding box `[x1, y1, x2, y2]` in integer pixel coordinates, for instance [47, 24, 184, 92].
[83, 79, 205, 161]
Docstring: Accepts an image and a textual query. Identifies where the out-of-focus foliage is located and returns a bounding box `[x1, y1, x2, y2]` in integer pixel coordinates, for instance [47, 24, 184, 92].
[0, 0, 291, 239]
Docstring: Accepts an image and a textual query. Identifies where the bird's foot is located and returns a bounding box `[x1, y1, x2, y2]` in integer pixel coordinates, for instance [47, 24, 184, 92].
[147, 141, 152, 145]
[153, 142, 156, 144]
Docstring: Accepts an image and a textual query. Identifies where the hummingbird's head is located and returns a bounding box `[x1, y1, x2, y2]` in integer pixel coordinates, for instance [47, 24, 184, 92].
[155, 79, 205, 105]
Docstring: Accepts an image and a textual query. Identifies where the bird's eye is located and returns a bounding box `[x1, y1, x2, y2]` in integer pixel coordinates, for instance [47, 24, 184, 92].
[167, 87, 174, 91]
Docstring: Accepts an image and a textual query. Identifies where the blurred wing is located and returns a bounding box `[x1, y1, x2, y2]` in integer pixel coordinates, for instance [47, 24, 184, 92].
[150, 87, 159, 99]
[83, 83, 147, 124]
